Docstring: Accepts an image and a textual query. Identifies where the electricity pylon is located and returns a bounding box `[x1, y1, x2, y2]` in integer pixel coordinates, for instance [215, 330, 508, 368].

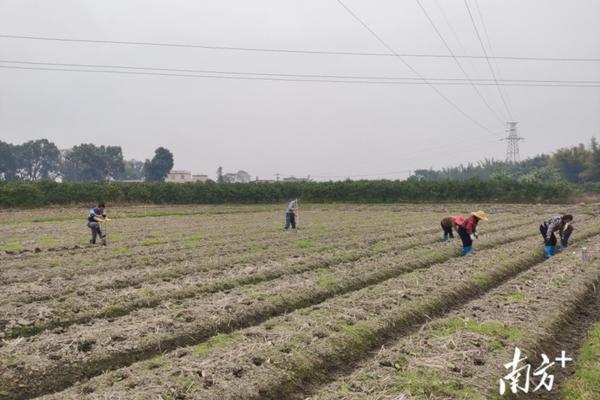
[502, 122, 524, 163]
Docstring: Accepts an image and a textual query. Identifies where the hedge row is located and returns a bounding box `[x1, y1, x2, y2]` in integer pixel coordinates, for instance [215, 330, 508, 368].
[0, 179, 574, 208]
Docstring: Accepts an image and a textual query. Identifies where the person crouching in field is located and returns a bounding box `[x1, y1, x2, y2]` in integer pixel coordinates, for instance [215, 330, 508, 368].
[87, 202, 109, 245]
[457, 210, 488, 255]
[540, 214, 574, 257]
[284, 198, 299, 230]
[440, 215, 464, 241]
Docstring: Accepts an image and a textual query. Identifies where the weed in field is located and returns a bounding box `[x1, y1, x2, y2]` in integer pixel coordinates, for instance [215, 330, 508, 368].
[37, 236, 58, 246]
[495, 291, 528, 304]
[561, 323, 600, 399]
[472, 272, 494, 288]
[109, 233, 126, 242]
[158, 269, 180, 280]
[296, 239, 314, 249]
[432, 318, 523, 342]
[193, 333, 240, 357]
[140, 287, 156, 299]
[371, 240, 388, 252]
[317, 272, 338, 287]
[412, 247, 445, 260]
[392, 368, 485, 399]
[552, 276, 569, 288]
[111, 246, 130, 255]
[145, 354, 172, 371]
[47, 260, 62, 268]
[142, 238, 164, 246]
[337, 321, 376, 354]
[1, 241, 24, 252]
[183, 233, 203, 248]
[238, 256, 251, 264]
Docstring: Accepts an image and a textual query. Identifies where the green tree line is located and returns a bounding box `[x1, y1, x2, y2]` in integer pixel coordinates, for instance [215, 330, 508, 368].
[0, 139, 173, 182]
[411, 138, 600, 184]
[0, 179, 573, 208]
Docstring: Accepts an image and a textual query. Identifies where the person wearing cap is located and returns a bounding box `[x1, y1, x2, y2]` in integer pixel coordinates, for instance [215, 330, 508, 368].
[457, 210, 488, 255]
[540, 214, 574, 257]
[440, 215, 464, 241]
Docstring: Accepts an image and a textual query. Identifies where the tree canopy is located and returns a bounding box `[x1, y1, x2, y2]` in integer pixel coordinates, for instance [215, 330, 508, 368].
[143, 147, 174, 182]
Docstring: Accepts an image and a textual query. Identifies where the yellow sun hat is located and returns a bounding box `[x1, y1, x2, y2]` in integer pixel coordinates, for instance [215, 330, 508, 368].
[471, 210, 489, 221]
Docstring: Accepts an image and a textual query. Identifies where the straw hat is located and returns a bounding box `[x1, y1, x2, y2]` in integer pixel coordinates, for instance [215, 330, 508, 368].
[471, 210, 489, 221]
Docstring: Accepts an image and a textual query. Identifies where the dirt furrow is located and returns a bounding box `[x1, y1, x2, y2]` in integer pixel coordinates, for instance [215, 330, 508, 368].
[303, 238, 600, 400]
[5, 220, 597, 399]
[0, 217, 538, 339]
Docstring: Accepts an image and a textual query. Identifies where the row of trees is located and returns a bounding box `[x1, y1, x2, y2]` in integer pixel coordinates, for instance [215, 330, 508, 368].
[0, 139, 174, 182]
[411, 138, 600, 184]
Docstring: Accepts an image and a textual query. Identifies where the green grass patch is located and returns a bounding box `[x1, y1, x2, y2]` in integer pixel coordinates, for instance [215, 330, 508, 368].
[145, 354, 172, 371]
[472, 272, 494, 288]
[371, 240, 389, 252]
[393, 367, 485, 399]
[47, 260, 62, 268]
[0, 241, 24, 252]
[433, 318, 523, 342]
[561, 322, 600, 399]
[142, 238, 165, 246]
[337, 321, 376, 354]
[296, 239, 314, 249]
[111, 246, 130, 255]
[108, 233, 126, 242]
[183, 234, 203, 248]
[37, 236, 58, 246]
[412, 247, 445, 259]
[495, 290, 528, 304]
[192, 333, 240, 357]
[317, 272, 338, 287]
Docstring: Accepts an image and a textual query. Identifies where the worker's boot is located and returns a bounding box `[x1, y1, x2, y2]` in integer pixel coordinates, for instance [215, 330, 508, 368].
[462, 246, 472, 256]
[549, 246, 556, 256]
[443, 233, 449, 241]
[543, 245, 553, 258]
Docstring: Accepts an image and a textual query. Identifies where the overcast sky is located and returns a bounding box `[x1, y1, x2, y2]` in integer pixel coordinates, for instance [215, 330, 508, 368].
[1, 0, 599, 180]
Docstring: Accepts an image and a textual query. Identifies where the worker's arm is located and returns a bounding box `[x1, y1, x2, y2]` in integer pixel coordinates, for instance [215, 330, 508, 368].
[546, 219, 560, 240]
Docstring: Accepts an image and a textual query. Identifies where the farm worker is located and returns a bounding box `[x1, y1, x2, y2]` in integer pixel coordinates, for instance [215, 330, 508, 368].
[284, 198, 299, 230]
[87, 202, 110, 245]
[457, 210, 488, 255]
[540, 214, 574, 257]
[440, 215, 465, 241]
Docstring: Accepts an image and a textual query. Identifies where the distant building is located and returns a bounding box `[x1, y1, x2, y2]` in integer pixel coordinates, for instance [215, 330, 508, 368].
[220, 170, 252, 183]
[253, 178, 276, 183]
[165, 170, 208, 183]
[282, 176, 311, 182]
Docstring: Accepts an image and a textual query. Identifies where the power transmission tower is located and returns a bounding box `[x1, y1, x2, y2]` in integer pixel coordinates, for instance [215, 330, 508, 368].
[502, 122, 524, 163]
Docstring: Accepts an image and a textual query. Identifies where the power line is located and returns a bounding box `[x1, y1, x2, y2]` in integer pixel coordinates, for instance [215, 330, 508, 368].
[336, 0, 501, 136]
[1, 59, 599, 85]
[473, 0, 513, 121]
[1, 33, 599, 62]
[2, 64, 599, 87]
[414, 0, 505, 125]
[464, 0, 514, 121]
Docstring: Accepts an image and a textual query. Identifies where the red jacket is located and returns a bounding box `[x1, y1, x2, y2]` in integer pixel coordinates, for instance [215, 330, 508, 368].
[441, 215, 465, 228]
[459, 215, 479, 235]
